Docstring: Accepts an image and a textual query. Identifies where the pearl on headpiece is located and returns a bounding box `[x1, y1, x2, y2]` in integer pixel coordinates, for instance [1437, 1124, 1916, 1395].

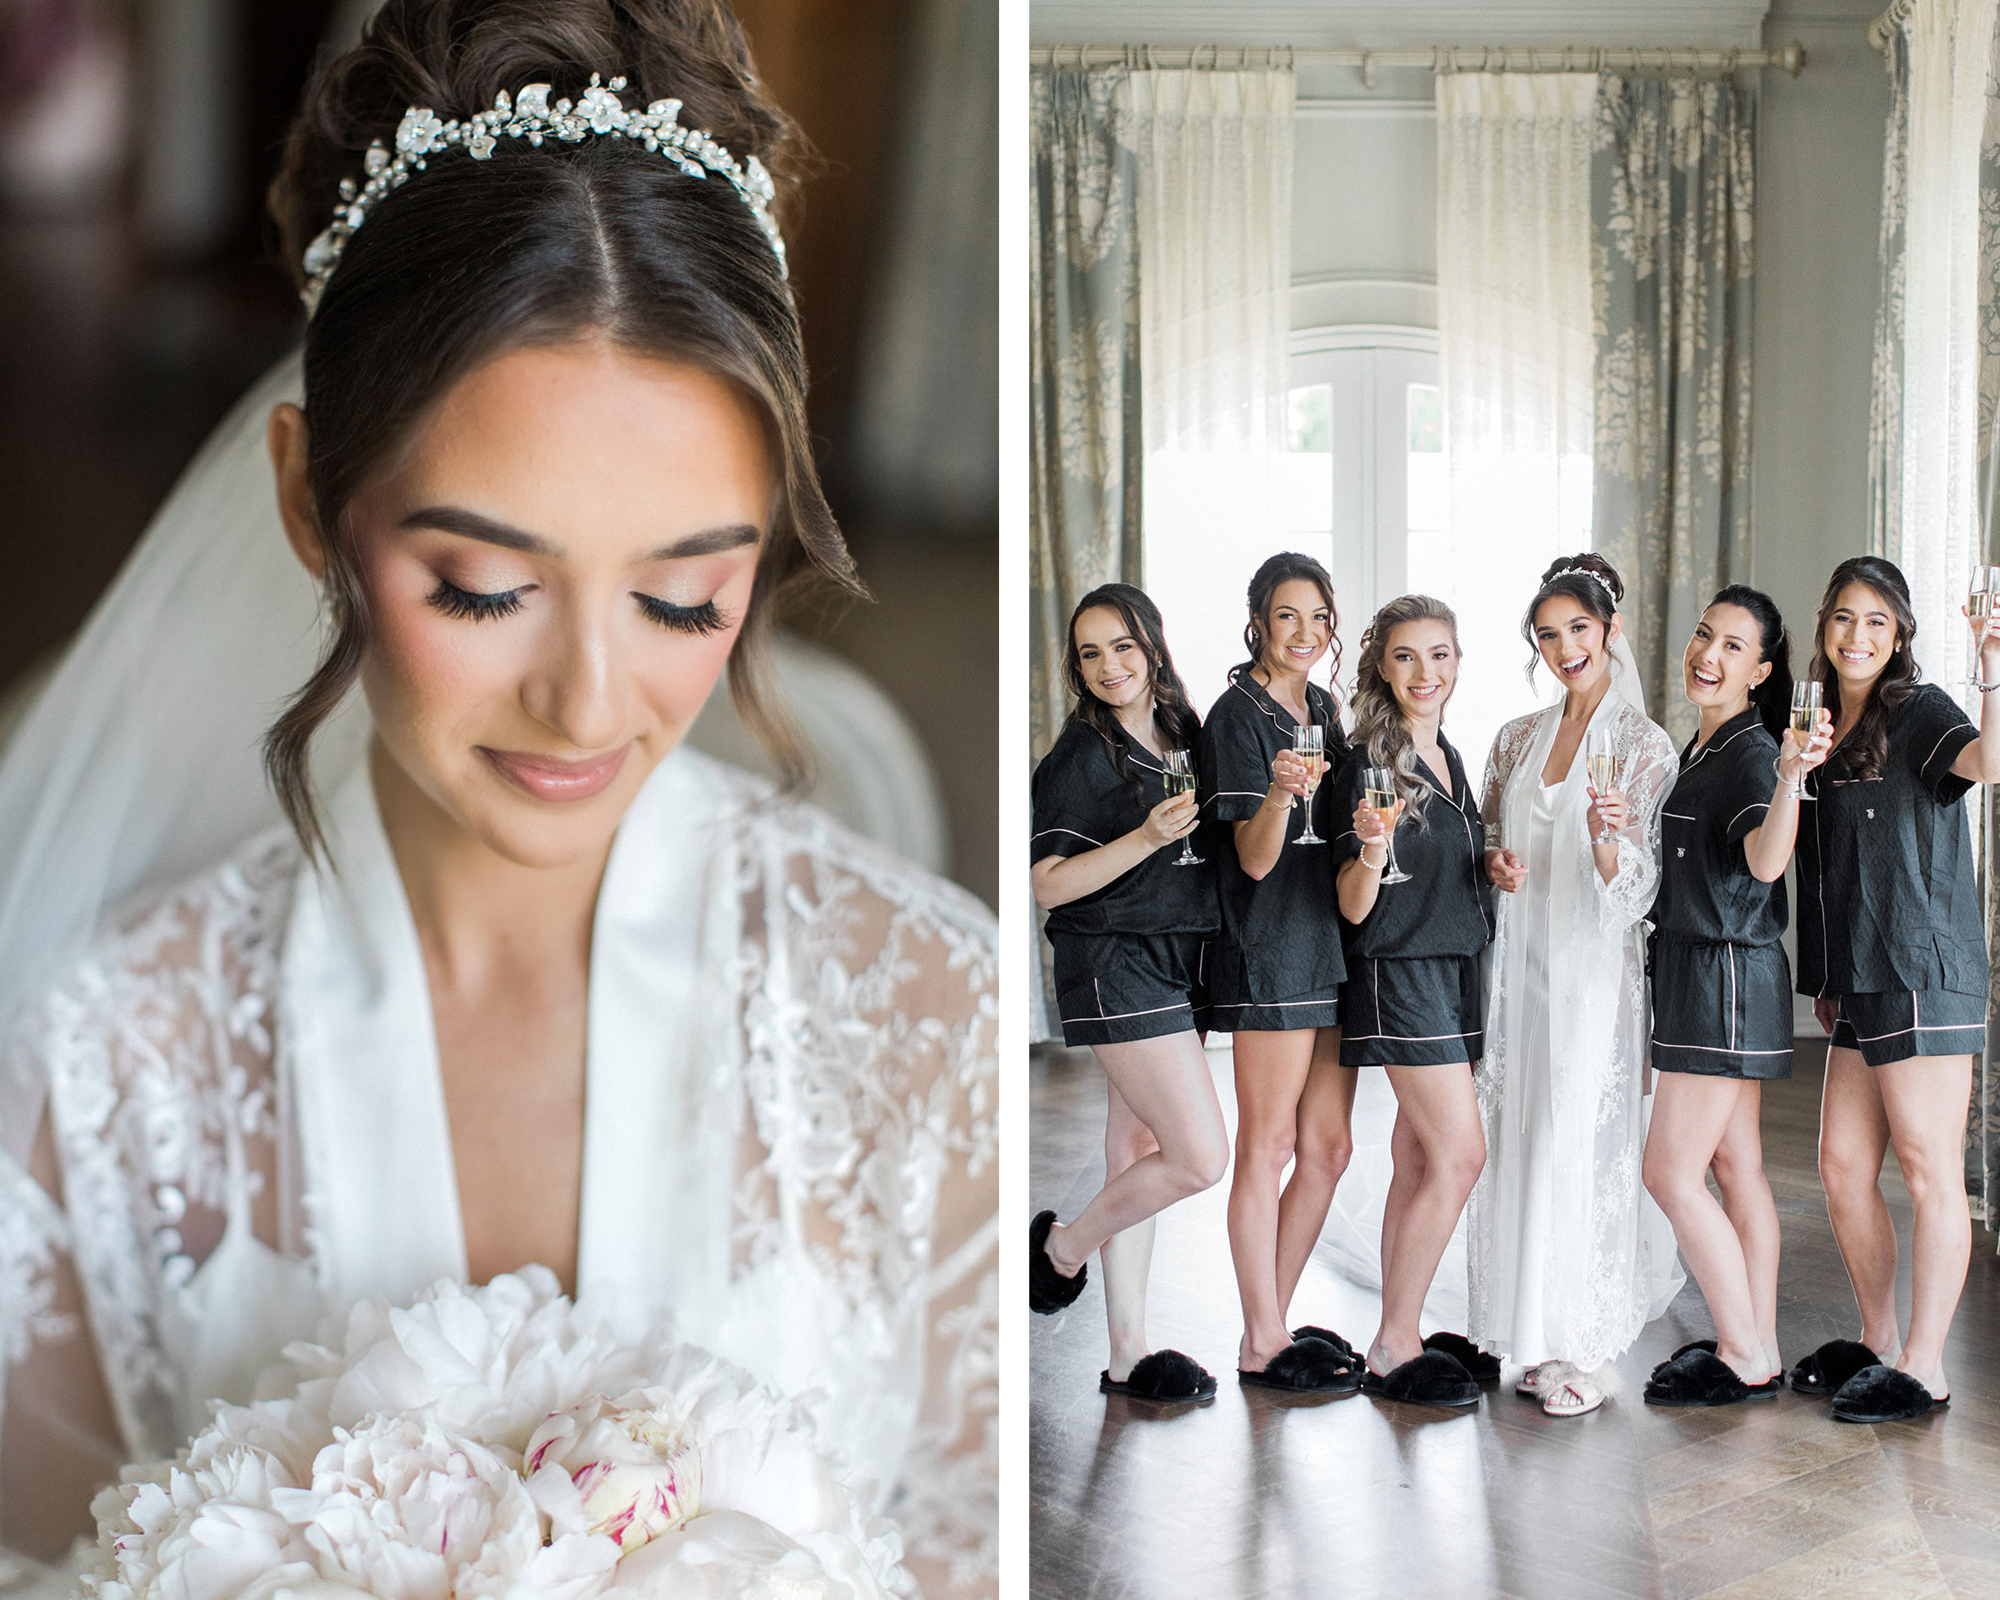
[1549, 566, 1616, 600]
[301, 72, 786, 314]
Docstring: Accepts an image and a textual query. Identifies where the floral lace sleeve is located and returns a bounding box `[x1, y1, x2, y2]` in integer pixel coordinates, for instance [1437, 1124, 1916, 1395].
[1481, 712, 1544, 845]
[732, 801, 998, 1600]
[0, 833, 297, 1557]
[1592, 705, 1677, 932]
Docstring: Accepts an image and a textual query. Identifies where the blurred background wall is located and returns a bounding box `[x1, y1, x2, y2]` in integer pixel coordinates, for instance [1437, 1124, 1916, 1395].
[0, 0, 997, 907]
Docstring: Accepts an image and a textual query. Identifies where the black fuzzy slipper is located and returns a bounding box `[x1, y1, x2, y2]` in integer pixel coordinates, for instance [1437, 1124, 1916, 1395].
[1100, 1349, 1219, 1403]
[1831, 1365, 1948, 1424]
[1789, 1338, 1880, 1396]
[1644, 1348, 1752, 1408]
[1289, 1325, 1358, 1363]
[1029, 1210, 1086, 1314]
[1649, 1339, 1717, 1381]
[1362, 1349, 1479, 1409]
[1239, 1336, 1361, 1394]
[1422, 1331, 1501, 1387]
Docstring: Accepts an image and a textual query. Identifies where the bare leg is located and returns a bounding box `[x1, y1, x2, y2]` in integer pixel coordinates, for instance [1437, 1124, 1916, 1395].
[1874, 1052, 1974, 1398]
[1380, 1106, 1425, 1294]
[1045, 1031, 1228, 1273]
[1099, 1079, 1160, 1382]
[1273, 1029, 1356, 1317]
[1644, 1074, 1765, 1381]
[1370, 1062, 1485, 1373]
[1229, 1029, 1326, 1371]
[1708, 1082, 1780, 1374]
[1817, 1046, 1902, 1360]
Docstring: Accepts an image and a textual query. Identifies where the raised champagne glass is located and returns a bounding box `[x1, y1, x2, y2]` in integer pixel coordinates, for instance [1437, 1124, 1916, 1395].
[1586, 727, 1620, 845]
[1362, 765, 1411, 885]
[1162, 748, 1204, 867]
[1790, 680, 1822, 743]
[1292, 722, 1326, 846]
[1969, 566, 2000, 683]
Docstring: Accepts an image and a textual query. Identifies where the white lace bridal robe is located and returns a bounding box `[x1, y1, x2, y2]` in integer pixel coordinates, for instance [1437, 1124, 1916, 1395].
[1466, 687, 1683, 1372]
[0, 748, 997, 1595]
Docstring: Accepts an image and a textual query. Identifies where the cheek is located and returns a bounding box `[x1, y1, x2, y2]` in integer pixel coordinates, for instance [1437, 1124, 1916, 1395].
[360, 568, 516, 725]
[629, 624, 740, 728]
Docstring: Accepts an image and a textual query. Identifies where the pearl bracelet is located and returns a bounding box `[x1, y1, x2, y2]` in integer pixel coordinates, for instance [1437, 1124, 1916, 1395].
[1771, 755, 1804, 799]
[1361, 843, 1389, 870]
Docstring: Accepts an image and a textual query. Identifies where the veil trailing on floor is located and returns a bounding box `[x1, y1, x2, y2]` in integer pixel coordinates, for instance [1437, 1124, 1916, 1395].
[1309, 632, 1661, 1336]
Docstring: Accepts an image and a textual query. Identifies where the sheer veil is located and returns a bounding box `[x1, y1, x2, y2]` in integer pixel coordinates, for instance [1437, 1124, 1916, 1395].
[0, 353, 370, 1177]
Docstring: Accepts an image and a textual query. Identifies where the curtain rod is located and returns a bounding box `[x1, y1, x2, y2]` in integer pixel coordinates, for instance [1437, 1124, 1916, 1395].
[1870, 2, 1914, 53]
[1028, 43, 1807, 83]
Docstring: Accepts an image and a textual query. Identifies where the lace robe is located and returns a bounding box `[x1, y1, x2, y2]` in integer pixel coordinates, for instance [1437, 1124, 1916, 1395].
[0, 750, 997, 1598]
[1466, 691, 1683, 1371]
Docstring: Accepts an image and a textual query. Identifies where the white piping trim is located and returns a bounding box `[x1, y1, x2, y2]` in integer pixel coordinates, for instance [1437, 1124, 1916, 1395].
[1920, 722, 1974, 778]
[1684, 719, 1759, 768]
[1342, 1028, 1482, 1043]
[1727, 944, 1738, 1052]
[1725, 802, 1770, 833]
[1662, 810, 1698, 821]
[1649, 1038, 1792, 1056]
[1209, 998, 1340, 1009]
[1030, 826, 1105, 847]
[1063, 997, 1194, 1025]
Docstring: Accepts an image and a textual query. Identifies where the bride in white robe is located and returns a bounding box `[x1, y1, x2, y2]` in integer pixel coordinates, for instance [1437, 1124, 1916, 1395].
[0, 3, 995, 1593]
[1467, 557, 1681, 1412]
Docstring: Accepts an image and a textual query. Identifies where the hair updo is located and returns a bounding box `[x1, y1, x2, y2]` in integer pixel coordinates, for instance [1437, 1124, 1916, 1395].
[1520, 552, 1623, 683]
[1238, 551, 1342, 712]
[263, 0, 860, 857]
[1704, 584, 1794, 743]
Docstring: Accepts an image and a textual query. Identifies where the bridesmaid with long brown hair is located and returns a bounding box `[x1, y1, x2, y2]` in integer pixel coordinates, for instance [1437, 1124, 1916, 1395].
[1200, 552, 1361, 1392]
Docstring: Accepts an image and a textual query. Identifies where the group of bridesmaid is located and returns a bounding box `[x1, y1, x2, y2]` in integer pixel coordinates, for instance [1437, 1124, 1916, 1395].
[1031, 548, 1997, 1425]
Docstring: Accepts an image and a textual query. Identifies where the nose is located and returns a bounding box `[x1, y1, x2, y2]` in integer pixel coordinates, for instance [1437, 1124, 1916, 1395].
[523, 597, 629, 752]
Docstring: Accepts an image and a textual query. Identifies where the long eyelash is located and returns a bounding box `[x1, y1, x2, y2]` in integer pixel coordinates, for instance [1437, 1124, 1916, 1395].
[428, 578, 523, 620]
[636, 594, 728, 636]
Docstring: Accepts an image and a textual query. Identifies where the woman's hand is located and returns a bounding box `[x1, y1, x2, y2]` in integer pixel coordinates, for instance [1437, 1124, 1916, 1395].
[1813, 995, 1839, 1036]
[1484, 847, 1526, 893]
[1139, 791, 1200, 850]
[1778, 706, 1834, 785]
[1268, 748, 1311, 803]
[1352, 796, 1401, 849]
[1586, 785, 1631, 840]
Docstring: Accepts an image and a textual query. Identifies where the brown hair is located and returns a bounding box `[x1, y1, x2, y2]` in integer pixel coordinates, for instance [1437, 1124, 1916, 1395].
[1521, 552, 1624, 684]
[1238, 551, 1343, 714]
[1808, 555, 1920, 781]
[263, 0, 861, 858]
[1061, 583, 1202, 808]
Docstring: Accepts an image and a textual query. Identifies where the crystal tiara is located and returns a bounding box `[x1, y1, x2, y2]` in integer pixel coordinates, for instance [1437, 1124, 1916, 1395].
[1548, 565, 1617, 600]
[301, 73, 785, 313]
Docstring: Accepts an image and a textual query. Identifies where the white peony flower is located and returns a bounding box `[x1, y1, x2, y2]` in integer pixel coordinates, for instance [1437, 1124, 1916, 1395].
[525, 1388, 702, 1554]
[81, 1272, 909, 1600]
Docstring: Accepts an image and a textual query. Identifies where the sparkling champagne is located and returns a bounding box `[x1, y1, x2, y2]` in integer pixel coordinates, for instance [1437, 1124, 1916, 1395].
[1165, 769, 1196, 797]
[1972, 591, 1994, 620]
[1790, 704, 1815, 737]
[1586, 752, 1617, 792]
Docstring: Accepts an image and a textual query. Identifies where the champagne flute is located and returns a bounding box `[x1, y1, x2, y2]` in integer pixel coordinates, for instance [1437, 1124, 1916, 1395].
[1362, 765, 1411, 885]
[1161, 749, 1204, 867]
[1291, 723, 1326, 846]
[1585, 728, 1620, 844]
[1969, 566, 2000, 682]
[1790, 680, 1822, 742]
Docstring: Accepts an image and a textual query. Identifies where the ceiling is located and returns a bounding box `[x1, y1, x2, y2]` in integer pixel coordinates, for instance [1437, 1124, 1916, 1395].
[1028, 3, 1782, 51]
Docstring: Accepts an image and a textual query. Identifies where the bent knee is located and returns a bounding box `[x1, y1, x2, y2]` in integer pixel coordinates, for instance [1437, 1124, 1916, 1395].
[1294, 1131, 1354, 1186]
[1235, 1125, 1298, 1177]
[1817, 1141, 1879, 1200]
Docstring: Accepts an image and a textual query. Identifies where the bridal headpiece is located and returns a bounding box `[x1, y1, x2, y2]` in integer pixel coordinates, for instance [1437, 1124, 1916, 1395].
[302, 73, 785, 312]
[1548, 565, 1618, 601]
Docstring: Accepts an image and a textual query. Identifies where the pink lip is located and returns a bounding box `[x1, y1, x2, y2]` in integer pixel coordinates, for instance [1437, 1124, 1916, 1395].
[480, 744, 629, 801]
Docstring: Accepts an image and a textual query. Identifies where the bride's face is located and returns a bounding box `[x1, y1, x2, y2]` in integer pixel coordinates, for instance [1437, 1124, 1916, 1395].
[1533, 593, 1620, 695]
[280, 340, 772, 868]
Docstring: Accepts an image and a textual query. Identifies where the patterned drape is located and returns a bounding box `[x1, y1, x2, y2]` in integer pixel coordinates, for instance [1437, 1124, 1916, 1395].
[1869, 30, 1911, 561]
[1029, 68, 1141, 1042]
[1028, 68, 1142, 762]
[1588, 75, 1755, 748]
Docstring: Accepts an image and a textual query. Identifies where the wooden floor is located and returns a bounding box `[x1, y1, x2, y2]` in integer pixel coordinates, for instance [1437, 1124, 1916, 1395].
[1030, 1040, 2000, 1599]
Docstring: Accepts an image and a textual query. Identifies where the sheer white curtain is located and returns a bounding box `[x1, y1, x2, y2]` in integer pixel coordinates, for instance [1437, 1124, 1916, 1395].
[1129, 69, 1295, 714]
[1897, 0, 1999, 707]
[1434, 73, 1597, 765]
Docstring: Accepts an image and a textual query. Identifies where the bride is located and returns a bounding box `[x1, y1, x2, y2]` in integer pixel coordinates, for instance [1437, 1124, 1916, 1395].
[1469, 554, 1681, 1417]
[0, 3, 995, 1594]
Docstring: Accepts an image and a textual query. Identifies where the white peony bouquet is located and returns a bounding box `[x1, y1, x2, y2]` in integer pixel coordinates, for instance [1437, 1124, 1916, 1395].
[78, 1269, 911, 1600]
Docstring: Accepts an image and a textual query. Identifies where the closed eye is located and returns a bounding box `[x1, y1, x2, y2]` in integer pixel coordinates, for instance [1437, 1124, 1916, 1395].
[636, 594, 728, 635]
[428, 577, 524, 620]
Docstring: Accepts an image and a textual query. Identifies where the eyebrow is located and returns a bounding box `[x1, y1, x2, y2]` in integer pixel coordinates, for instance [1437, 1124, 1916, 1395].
[400, 505, 760, 561]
